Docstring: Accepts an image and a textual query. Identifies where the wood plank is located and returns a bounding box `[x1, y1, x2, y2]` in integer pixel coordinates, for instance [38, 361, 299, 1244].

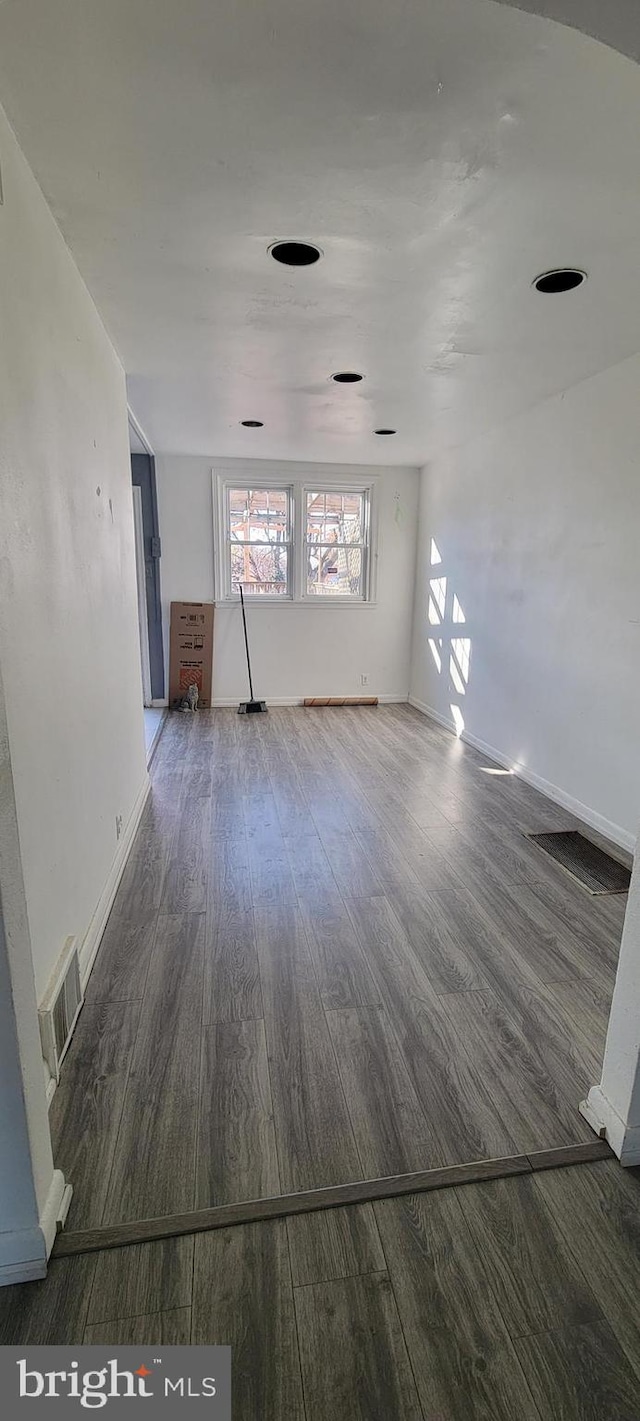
[441, 989, 589, 1152]
[49, 1001, 141, 1230]
[326, 1004, 438, 1175]
[248, 836, 298, 908]
[534, 1159, 640, 1383]
[286, 1204, 385, 1287]
[0, 1256, 96, 1343]
[354, 820, 462, 894]
[207, 835, 253, 916]
[298, 898, 380, 1010]
[192, 1221, 305, 1420]
[345, 893, 437, 1007]
[203, 906, 263, 1024]
[209, 779, 246, 837]
[84, 919, 156, 1004]
[285, 832, 342, 907]
[317, 826, 385, 898]
[457, 1173, 602, 1339]
[346, 896, 519, 1163]
[515, 1319, 640, 1420]
[255, 903, 361, 1191]
[545, 979, 612, 1069]
[103, 913, 204, 1223]
[88, 1236, 194, 1324]
[428, 841, 589, 987]
[196, 1019, 280, 1207]
[385, 882, 488, 994]
[509, 980, 607, 1088]
[519, 872, 622, 967]
[110, 845, 166, 925]
[375, 1190, 541, 1420]
[295, 1271, 423, 1421]
[128, 796, 178, 866]
[481, 961, 603, 1125]
[269, 773, 317, 840]
[85, 1307, 191, 1345]
[161, 794, 210, 913]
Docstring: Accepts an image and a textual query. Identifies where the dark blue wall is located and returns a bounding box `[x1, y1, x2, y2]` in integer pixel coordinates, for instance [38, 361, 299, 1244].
[131, 452, 165, 701]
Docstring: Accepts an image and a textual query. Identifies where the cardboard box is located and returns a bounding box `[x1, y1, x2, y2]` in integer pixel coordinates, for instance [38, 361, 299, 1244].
[169, 602, 214, 708]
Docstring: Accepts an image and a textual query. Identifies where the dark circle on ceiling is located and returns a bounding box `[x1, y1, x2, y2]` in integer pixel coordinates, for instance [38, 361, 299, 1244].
[331, 371, 364, 383]
[533, 268, 586, 294]
[240, 419, 264, 428]
[374, 428, 397, 436]
[269, 241, 322, 266]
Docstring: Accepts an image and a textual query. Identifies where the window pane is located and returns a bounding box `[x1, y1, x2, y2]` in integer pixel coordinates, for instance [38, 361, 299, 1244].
[307, 545, 363, 596]
[306, 491, 364, 544]
[230, 543, 289, 594]
[228, 487, 289, 544]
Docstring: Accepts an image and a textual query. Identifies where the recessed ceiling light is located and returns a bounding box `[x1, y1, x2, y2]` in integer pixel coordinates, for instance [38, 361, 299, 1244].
[374, 428, 397, 436]
[240, 419, 264, 428]
[331, 371, 364, 383]
[533, 268, 586, 293]
[269, 240, 322, 267]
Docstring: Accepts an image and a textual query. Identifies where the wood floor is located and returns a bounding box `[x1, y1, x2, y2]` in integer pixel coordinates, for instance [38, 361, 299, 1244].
[50, 704, 625, 1231]
[2, 1158, 639, 1419]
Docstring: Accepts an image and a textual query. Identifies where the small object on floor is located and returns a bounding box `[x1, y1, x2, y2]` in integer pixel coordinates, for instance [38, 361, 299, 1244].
[303, 697, 379, 707]
[180, 682, 199, 712]
[525, 829, 631, 895]
[237, 584, 268, 715]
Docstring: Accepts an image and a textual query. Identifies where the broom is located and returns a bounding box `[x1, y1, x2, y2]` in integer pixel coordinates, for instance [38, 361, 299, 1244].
[237, 585, 267, 714]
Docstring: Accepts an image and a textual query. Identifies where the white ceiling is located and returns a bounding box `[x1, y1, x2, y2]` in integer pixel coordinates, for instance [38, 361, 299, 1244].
[0, 0, 639, 464]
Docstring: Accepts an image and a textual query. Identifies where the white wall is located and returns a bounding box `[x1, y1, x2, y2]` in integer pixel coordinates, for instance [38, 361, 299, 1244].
[410, 352, 640, 849]
[0, 103, 147, 1001]
[156, 456, 419, 703]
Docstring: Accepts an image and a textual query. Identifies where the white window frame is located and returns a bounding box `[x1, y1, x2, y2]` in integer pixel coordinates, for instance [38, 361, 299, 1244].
[213, 465, 378, 606]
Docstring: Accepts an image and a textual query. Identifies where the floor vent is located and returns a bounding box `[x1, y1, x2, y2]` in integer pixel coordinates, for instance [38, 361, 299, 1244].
[39, 936, 83, 1100]
[525, 830, 631, 895]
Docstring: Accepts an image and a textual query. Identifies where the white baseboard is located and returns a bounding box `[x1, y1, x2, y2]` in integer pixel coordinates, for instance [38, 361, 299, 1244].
[0, 1168, 71, 1287]
[408, 696, 636, 854]
[580, 1086, 640, 1167]
[408, 696, 457, 732]
[212, 693, 408, 707]
[151, 698, 168, 708]
[40, 1169, 72, 1256]
[77, 772, 151, 989]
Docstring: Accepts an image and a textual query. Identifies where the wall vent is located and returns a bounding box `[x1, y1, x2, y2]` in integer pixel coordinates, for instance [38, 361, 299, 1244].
[38, 936, 83, 1100]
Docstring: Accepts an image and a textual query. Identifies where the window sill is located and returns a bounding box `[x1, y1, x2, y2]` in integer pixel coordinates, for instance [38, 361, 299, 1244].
[216, 597, 377, 609]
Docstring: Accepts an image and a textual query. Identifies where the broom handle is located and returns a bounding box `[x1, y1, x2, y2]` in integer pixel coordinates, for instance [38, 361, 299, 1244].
[239, 585, 255, 701]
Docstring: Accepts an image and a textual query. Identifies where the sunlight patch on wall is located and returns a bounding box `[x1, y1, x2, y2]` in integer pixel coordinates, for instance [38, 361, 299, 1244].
[451, 637, 471, 684]
[450, 656, 466, 695]
[428, 638, 442, 672]
[451, 705, 465, 737]
[425, 542, 471, 742]
[429, 576, 447, 624]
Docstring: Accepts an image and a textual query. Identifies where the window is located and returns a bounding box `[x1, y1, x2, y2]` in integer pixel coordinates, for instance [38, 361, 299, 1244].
[305, 490, 367, 598]
[226, 486, 292, 597]
[214, 470, 376, 603]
